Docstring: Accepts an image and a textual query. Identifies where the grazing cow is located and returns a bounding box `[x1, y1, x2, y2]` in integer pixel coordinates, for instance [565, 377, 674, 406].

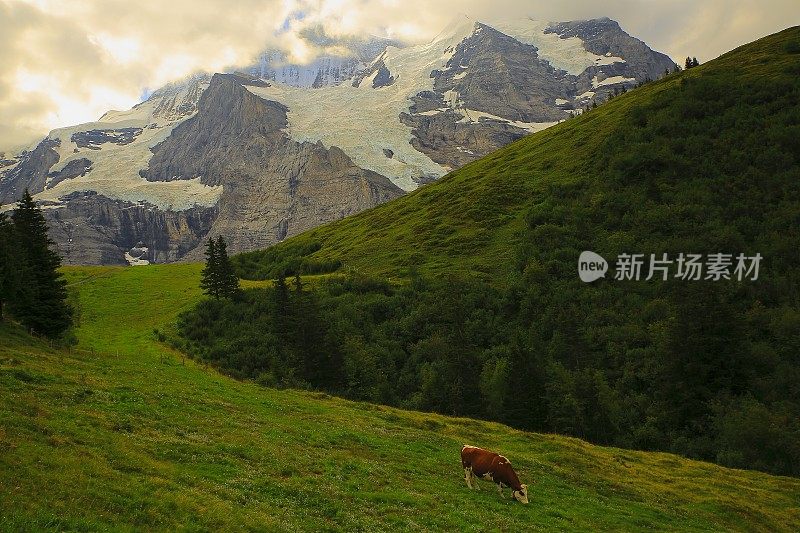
[461, 445, 529, 504]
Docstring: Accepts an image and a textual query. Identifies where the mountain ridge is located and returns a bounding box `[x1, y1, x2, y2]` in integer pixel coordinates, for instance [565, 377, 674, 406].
[0, 16, 675, 264]
[235, 25, 800, 280]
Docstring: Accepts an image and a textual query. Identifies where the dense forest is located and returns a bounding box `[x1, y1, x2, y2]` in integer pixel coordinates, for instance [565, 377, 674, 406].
[177, 36, 800, 477]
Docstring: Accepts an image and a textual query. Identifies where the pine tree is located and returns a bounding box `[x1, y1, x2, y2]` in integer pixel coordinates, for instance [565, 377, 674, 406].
[9, 190, 71, 337]
[275, 272, 289, 306]
[293, 272, 303, 293]
[215, 236, 240, 299]
[200, 238, 219, 299]
[0, 212, 18, 320]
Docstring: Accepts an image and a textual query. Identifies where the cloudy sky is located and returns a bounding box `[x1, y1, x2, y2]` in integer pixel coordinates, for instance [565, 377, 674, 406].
[1, 0, 798, 153]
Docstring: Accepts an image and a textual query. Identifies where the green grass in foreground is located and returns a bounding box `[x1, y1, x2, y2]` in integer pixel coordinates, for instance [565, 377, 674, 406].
[0, 265, 799, 531]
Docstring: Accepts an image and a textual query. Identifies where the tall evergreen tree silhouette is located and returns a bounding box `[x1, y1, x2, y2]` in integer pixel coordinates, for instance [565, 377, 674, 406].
[0, 212, 17, 320]
[200, 236, 239, 299]
[9, 190, 71, 336]
[215, 236, 240, 299]
[200, 238, 220, 298]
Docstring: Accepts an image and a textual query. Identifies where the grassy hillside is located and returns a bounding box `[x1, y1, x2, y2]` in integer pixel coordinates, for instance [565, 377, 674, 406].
[1, 265, 799, 531]
[208, 26, 800, 477]
[234, 26, 800, 280]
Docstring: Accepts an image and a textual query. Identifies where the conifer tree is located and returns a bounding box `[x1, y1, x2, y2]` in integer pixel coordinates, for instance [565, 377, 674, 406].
[200, 238, 220, 299]
[0, 212, 17, 320]
[293, 272, 303, 293]
[9, 190, 71, 336]
[215, 236, 240, 299]
[275, 272, 289, 306]
[272, 271, 290, 342]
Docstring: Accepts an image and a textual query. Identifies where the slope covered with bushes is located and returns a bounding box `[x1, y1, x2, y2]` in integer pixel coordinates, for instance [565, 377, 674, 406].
[205, 27, 800, 476]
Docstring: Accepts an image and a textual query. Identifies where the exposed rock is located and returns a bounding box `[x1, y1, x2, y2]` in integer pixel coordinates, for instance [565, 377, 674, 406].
[409, 92, 446, 114]
[44, 191, 215, 265]
[401, 108, 528, 169]
[143, 73, 403, 257]
[352, 54, 396, 88]
[546, 18, 677, 101]
[431, 23, 570, 123]
[0, 138, 60, 204]
[47, 158, 92, 189]
[372, 63, 395, 88]
[546, 18, 676, 81]
[228, 71, 271, 88]
[71, 128, 142, 149]
[125, 241, 151, 266]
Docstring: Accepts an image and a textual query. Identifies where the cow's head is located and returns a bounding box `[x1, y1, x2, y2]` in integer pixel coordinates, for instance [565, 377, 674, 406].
[512, 484, 528, 504]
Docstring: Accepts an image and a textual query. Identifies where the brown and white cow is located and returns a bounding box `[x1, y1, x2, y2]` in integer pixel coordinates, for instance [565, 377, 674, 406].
[461, 445, 529, 504]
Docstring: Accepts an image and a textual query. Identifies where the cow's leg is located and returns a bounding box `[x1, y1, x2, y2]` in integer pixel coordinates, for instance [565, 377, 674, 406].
[464, 467, 473, 489]
[472, 471, 481, 490]
[497, 482, 505, 498]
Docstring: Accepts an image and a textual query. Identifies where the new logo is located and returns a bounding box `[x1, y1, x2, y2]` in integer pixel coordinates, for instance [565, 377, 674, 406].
[578, 251, 608, 283]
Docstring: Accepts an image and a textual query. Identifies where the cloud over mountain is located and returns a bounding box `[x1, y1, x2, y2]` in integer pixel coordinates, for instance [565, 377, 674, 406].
[1, 0, 798, 152]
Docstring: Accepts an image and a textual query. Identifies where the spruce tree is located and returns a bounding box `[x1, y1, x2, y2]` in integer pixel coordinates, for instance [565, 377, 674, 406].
[0, 212, 17, 320]
[215, 236, 240, 299]
[293, 272, 303, 293]
[9, 190, 71, 337]
[200, 238, 220, 299]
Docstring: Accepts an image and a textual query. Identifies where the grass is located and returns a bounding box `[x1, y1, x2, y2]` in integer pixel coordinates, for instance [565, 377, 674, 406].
[234, 25, 800, 281]
[0, 265, 799, 531]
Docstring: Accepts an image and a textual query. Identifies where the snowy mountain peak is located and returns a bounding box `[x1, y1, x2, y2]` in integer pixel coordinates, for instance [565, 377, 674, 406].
[0, 16, 676, 265]
[432, 14, 479, 44]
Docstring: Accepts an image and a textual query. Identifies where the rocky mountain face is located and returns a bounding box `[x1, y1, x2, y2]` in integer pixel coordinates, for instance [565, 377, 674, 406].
[0, 16, 675, 265]
[142, 73, 402, 259]
[45, 192, 215, 265]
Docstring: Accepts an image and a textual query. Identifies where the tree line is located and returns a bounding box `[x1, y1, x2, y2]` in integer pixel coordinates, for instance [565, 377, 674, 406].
[0, 190, 72, 338]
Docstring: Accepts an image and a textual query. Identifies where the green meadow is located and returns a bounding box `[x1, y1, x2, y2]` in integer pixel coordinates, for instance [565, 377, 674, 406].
[0, 265, 798, 531]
